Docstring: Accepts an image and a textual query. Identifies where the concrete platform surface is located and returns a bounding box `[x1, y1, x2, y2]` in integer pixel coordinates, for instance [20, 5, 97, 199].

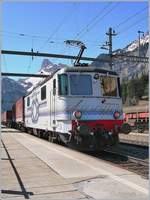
[119, 132, 149, 146]
[1, 128, 149, 200]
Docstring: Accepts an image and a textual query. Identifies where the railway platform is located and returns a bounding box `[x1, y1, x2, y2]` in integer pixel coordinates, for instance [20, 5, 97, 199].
[119, 132, 149, 146]
[1, 127, 149, 200]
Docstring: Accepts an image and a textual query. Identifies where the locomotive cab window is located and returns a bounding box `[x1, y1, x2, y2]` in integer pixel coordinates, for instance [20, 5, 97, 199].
[41, 85, 46, 100]
[27, 97, 30, 107]
[70, 74, 92, 95]
[100, 76, 117, 97]
[58, 74, 68, 95]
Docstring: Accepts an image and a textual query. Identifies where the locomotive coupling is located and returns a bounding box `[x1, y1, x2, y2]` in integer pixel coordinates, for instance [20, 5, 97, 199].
[120, 123, 131, 134]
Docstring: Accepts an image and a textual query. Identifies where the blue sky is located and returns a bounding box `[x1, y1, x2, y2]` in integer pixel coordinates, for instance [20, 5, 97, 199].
[1, 1, 148, 79]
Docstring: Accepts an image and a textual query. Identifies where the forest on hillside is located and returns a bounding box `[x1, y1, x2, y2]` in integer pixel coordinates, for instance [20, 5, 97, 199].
[121, 74, 149, 106]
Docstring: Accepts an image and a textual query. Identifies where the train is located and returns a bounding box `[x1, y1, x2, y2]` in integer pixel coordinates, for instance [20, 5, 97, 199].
[1, 66, 131, 151]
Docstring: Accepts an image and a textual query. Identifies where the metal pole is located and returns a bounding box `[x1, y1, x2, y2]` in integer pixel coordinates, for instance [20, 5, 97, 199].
[106, 27, 117, 70]
[138, 30, 144, 57]
[138, 31, 140, 57]
[109, 28, 113, 70]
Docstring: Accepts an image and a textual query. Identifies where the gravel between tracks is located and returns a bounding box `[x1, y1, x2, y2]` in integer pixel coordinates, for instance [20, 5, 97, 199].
[90, 143, 149, 179]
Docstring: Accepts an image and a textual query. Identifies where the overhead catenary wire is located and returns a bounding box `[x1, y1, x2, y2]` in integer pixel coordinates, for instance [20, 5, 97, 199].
[38, 18, 67, 51]
[1, 5, 147, 41]
[118, 16, 147, 35]
[76, 2, 120, 40]
[62, 2, 118, 57]
[1, 32, 105, 48]
[74, 2, 113, 39]
[113, 6, 148, 30]
[38, 3, 79, 52]
[99, 7, 148, 53]
[1, 30, 107, 46]
[1, 5, 147, 46]
[26, 3, 80, 70]
[0, 31, 50, 41]
[25, 4, 77, 73]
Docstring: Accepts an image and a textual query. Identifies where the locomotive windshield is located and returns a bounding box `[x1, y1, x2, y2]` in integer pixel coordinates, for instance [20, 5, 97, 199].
[100, 76, 117, 97]
[58, 74, 69, 95]
[70, 74, 92, 95]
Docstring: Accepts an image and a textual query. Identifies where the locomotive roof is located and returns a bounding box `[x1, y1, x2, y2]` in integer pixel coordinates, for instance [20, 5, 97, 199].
[61, 67, 118, 75]
[25, 66, 118, 97]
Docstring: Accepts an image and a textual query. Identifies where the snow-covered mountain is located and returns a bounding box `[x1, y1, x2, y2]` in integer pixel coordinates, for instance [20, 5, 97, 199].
[125, 33, 149, 52]
[2, 77, 26, 112]
[18, 59, 68, 92]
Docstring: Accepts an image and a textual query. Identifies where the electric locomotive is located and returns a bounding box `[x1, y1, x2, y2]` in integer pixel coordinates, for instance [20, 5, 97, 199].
[23, 66, 131, 151]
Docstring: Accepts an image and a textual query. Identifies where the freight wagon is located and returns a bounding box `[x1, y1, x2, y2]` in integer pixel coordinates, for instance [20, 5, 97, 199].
[1, 111, 12, 127]
[12, 97, 25, 130]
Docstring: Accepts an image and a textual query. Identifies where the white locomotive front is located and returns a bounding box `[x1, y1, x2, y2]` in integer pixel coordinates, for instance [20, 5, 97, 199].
[24, 67, 130, 151]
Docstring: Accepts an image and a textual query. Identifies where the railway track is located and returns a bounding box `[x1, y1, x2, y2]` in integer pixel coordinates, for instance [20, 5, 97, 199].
[117, 142, 148, 160]
[91, 143, 149, 179]
[105, 151, 148, 178]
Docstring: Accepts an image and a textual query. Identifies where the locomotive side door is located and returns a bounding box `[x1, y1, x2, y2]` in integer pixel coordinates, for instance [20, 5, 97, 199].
[50, 79, 56, 130]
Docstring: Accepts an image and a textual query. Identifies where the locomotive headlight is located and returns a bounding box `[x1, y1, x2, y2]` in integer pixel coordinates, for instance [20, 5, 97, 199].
[94, 73, 99, 80]
[114, 111, 120, 119]
[73, 111, 82, 119]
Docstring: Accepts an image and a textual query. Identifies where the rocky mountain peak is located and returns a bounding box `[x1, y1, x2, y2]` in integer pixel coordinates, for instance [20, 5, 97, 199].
[40, 59, 53, 70]
[18, 60, 68, 91]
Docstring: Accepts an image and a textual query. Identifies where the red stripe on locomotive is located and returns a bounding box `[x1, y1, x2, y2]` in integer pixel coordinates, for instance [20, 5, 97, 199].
[72, 120, 123, 132]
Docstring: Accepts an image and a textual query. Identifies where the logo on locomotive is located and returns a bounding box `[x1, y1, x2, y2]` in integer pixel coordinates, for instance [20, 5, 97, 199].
[31, 98, 39, 123]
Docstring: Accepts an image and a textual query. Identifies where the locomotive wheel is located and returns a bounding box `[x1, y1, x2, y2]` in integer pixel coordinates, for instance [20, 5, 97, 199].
[37, 131, 41, 138]
[48, 132, 54, 143]
[57, 134, 62, 144]
[27, 128, 33, 135]
[48, 135, 52, 142]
